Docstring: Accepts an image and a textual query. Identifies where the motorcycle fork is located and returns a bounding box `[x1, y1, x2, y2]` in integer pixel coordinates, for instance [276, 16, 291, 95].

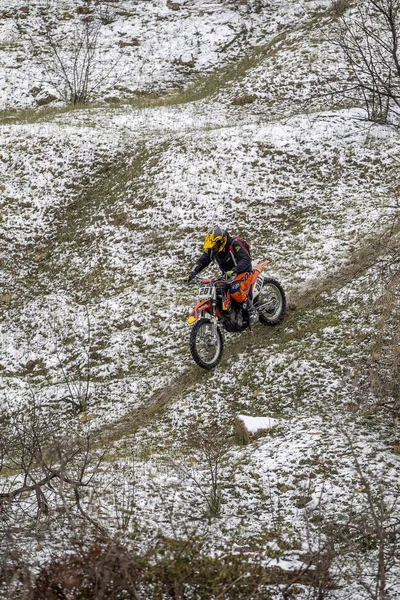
[211, 299, 218, 339]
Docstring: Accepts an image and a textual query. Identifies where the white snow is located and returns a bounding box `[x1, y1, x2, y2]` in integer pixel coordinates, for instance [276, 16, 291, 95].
[237, 414, 279, 432]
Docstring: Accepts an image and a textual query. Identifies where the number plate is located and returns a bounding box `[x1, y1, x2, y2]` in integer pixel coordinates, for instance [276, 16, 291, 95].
[198, 286, 214, 300]
[255, 276, 263, 292]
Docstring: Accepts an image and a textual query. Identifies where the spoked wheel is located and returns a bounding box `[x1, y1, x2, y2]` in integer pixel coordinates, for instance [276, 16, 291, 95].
[256, 277, 286, 325]
[190, 318, 223, 369]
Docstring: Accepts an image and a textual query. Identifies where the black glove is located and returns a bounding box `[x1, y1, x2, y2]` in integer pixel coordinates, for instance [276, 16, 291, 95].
[187, 271, 196, 283]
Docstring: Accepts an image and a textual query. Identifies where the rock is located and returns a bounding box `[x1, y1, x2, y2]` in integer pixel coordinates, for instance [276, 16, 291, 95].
[238, 414, 279, 433]
[167, 0, 181, 10]
[118, 38, 140, 48]
[79, 413, 98, 424]
[30, 86, 41, 98]
[35, 93, 58, 106]
[234, 414, 279, 445]
[232, 94, 258, 106]
[104, 96, 121, 104]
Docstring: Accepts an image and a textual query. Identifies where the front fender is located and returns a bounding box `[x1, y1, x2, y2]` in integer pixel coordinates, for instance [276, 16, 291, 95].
[187, 299, 212, 324]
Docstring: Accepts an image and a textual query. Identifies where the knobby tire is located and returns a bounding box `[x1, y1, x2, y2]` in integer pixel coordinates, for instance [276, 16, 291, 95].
[189, 318, 223, 370]
[258, 277, 286, 325]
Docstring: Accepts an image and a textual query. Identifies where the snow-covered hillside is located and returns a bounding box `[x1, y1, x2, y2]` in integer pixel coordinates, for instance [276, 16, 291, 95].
[0, 1, 399, 599]
[0, 0, 312, 110]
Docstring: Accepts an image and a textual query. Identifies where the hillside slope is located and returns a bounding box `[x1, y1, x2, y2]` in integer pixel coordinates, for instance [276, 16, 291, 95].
[0, 1, 399, 598]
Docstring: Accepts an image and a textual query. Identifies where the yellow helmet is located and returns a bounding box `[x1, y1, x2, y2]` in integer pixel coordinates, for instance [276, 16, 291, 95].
[203, 226, 228, 253]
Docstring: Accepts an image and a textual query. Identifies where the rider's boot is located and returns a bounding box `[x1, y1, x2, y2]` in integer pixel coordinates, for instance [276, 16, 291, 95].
[242, 298, 259, 326]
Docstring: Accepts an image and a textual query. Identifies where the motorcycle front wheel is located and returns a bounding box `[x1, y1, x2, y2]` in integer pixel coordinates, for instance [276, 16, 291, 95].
[189, 318, 223, 370]
[257, 277, 286, 325]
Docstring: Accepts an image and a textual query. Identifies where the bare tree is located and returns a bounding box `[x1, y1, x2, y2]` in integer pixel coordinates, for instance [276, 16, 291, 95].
[333, 0, 400, 124]
[0, 406, 110, 599]
[0, 407, 107, 535]
[15, 2, 123, 105]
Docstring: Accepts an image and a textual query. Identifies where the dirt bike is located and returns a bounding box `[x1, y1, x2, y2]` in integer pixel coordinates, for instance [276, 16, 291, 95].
[187, 260, 286, 369]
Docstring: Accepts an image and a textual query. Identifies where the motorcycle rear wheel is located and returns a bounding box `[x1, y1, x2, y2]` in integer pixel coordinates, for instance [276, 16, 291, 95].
[257, 277, 286, 325]
[190, 318, 223, 370]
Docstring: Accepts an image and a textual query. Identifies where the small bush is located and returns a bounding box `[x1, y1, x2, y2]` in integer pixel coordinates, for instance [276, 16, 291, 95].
[30, 534, 327, 599]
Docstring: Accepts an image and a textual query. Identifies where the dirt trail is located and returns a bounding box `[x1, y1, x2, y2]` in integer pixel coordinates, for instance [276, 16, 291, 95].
[100, 226, 399, 445]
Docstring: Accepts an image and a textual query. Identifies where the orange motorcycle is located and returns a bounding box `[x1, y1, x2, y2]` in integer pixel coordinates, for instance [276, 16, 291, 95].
[187, 260, 286, 369]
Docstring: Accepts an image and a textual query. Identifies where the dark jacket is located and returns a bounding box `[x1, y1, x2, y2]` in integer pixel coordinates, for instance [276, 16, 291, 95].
[192, 233, 252, 276]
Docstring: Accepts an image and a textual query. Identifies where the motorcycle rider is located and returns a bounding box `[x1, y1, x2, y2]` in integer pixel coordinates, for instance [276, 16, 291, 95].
[187, 226, 259, 326]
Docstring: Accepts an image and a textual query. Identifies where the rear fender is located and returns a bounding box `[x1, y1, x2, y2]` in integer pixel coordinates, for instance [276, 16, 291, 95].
[187, 299, 212, 324]
[253, 259, 271, 278]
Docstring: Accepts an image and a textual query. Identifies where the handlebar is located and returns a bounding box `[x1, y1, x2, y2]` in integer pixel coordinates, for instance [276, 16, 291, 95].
[185, 274, 234, 286]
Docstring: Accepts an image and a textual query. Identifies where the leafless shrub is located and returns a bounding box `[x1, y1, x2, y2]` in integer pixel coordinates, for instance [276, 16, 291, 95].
[98, 5, 118, 26]
[173, 421, 229, 518]
[333, 0, 400, 125]
[112, 456, 138, 532]
[0, 544, 34, 600]
[15, 3, 122, 105]
[367, 273, 400, 417]
[49, 303, 94, 414]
